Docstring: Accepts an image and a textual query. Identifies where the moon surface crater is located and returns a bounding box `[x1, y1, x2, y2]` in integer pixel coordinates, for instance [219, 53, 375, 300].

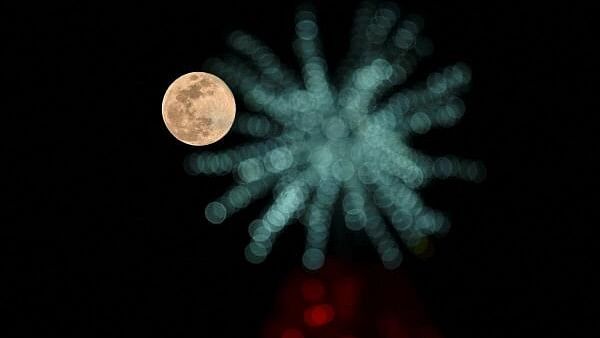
[162, 72, 236, 146]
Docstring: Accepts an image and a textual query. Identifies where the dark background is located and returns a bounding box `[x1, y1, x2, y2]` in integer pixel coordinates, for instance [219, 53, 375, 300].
[4, 0, 595, 337]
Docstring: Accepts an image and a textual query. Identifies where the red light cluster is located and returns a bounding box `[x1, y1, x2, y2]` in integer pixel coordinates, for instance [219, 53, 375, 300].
[261, 258, 443, 338]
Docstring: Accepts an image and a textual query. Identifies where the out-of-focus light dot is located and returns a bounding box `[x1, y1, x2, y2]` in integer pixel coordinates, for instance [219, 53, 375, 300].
[238, 158, 264, 183]
[303, 248, 325, 270]
[394, 28, 415, 49]
[218, 154, 233, 173]
[307, 232, 327, 244]
[302, 278, 326, 302]
[373, 58, 393, 78]
[183, 154, 198, 175]
[345, 210, 367, 231]
[281, 328, 304, 338]
[245, 242, 269, 264]
[266, 209, 285, 228]
[194, 154, 208, 173]
[205, 202, 227, 224]
[374, 190, 393, 208]
[382, 247, 402, 269]
[391, 210, 413, 230]
[319, 180, 339, 197]
[296, 19, 318, 40]
[304, 304, 335, 327]
[324, 116, 349, 140]
[228, 186, 251, 209]
[409, 112, 432, 134]
[434, 157, 454, 178]
[248, 219, 263, 236]
[208, 156, 220, 173]
[427, 73, 448, 94]
[332, 159, 355, 182]
[466, 161, 486, 182]
[357, 163, 376, 184]
[268, 147, 294, 172]
[454, 62, 472, 83]
[251, 227, 271, 242]
[250, 241, 269, 256]
[343, 192, 365, 210]
[353, 67, 374, 89]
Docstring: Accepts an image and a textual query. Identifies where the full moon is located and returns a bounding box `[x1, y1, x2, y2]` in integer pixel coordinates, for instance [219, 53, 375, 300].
[162, 72, 236, 146]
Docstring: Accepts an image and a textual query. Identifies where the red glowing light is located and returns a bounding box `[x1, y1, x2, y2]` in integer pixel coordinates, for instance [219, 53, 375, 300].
[301, 278, 325, 302]
[263, 259, 444, 338]
[304, 304, 335, 327]
[281, 328, 304, 338]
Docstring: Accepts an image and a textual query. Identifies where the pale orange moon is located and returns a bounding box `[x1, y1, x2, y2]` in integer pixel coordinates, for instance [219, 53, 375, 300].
[162, 72, 236, 146]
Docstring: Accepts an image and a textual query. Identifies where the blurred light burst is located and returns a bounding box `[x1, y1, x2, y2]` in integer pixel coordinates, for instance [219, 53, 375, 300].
[186, 1, 485, 270]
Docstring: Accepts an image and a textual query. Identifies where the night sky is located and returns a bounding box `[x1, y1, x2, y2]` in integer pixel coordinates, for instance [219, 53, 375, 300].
[5, 1, 595, 337]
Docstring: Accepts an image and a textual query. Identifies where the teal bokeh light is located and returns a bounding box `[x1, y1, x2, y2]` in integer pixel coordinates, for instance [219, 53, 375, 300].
[189, 1, 485, 270]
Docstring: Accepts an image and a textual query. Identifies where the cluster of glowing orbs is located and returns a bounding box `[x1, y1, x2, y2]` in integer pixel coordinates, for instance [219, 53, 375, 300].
[190, 1, 485, 270]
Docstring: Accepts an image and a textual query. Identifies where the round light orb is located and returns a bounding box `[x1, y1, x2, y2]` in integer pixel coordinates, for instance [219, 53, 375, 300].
[162, 72, 236, 146]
